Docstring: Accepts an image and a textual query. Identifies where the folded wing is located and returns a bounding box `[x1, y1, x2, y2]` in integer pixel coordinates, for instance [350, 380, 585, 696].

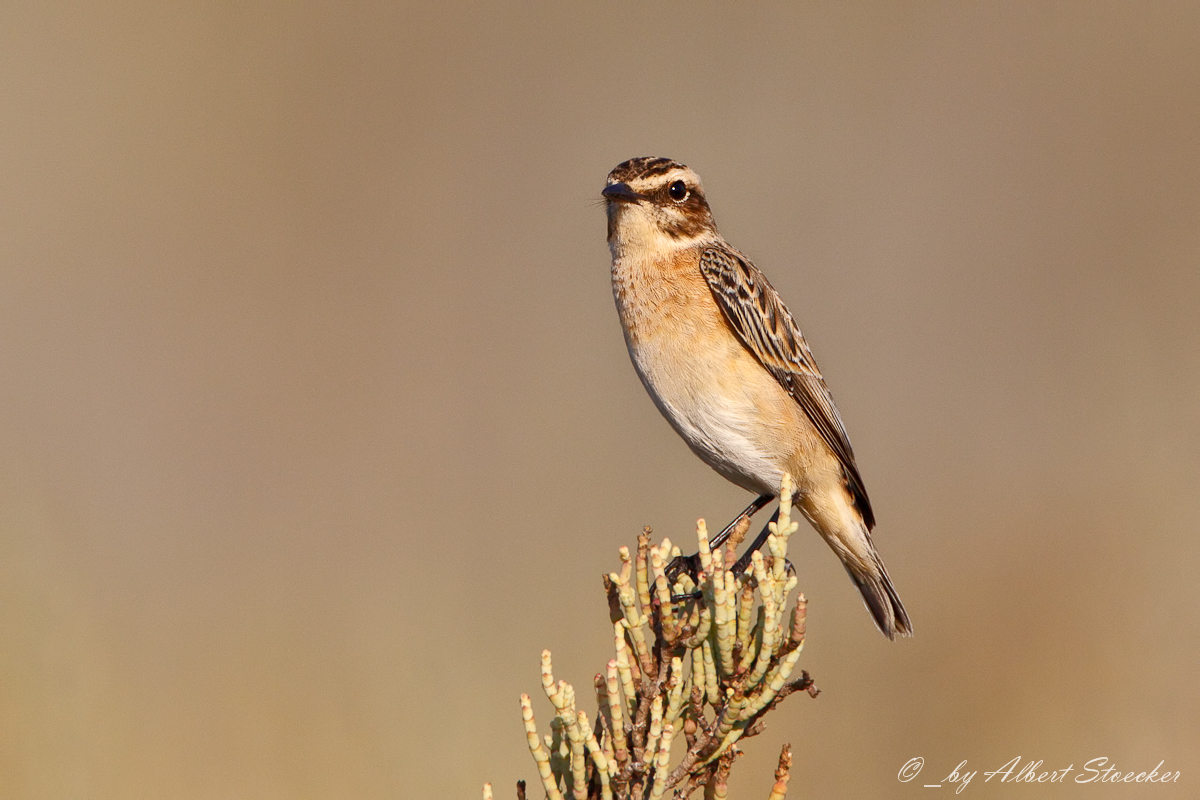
[700, 246, 875, 529]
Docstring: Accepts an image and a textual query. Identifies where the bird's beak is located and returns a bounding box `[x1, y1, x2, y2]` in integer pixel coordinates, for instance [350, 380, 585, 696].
[602, 182, 644, 204]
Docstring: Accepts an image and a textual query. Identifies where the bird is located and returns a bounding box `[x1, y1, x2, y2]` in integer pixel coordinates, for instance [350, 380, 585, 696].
[602, 156, 911, 639]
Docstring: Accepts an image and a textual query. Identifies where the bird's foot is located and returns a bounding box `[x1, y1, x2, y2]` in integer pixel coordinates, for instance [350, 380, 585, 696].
[665, 552, 704, 602]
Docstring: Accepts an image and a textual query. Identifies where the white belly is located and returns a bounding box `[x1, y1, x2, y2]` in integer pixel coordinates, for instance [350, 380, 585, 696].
[626, 330, 788, 496]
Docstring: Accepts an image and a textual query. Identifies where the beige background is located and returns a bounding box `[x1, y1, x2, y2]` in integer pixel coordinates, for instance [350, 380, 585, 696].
[2, 3, 1198, 798]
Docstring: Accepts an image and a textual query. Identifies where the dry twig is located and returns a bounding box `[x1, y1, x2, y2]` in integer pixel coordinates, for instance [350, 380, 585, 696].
[496, 474, 816, 800]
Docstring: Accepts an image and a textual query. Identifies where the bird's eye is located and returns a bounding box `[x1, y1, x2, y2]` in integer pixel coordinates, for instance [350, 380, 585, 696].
[667, 180, 689, 202]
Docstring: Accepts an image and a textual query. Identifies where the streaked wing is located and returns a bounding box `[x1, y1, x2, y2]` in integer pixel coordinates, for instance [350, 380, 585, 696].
[699, 245, 874, 528]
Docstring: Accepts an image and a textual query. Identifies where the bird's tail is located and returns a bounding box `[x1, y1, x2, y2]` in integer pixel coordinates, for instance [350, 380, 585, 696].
[844, 545, 912, 640]
[798, 490, 913, 639]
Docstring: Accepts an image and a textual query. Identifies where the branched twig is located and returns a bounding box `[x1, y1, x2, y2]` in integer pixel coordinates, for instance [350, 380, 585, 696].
[496, 474, 816, 799]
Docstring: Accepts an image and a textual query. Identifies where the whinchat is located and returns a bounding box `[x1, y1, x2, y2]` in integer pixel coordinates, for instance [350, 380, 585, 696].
[603, 156, 911, 639]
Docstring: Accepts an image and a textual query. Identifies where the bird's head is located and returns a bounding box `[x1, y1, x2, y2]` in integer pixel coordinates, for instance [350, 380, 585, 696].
[603, 157, 718, 255]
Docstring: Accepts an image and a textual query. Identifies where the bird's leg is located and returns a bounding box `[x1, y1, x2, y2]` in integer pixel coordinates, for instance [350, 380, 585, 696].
[665, 493, 774, 590]
[708, 493, 774, 551]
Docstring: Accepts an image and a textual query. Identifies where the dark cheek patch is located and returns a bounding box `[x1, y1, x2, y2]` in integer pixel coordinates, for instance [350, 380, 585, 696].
[662, 212, 710, 240]
[659, 195, 715, 239]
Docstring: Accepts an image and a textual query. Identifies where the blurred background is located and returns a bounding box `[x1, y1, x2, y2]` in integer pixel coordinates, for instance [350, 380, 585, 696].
[2, 3, 1198, 797]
